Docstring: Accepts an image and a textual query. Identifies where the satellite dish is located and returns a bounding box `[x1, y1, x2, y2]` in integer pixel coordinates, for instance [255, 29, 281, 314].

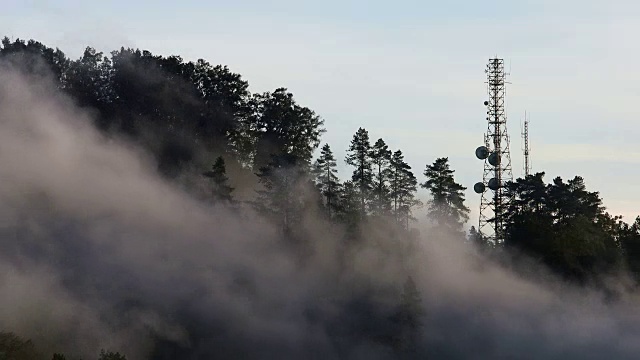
[475, 146, 489, 160]
[474, 182, 485, 194]
[488, 152, 500, 166]
[488, 178, 499, 190]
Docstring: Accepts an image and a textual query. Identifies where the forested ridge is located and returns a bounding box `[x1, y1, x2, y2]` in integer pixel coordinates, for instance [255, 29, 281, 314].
[2, 37, 640, 360]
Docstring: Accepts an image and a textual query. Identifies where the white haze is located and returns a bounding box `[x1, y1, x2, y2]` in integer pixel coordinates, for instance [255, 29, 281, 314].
[2, 66, 640, 359]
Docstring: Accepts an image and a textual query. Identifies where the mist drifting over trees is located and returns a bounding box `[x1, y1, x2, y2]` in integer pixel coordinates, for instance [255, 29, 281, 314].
[1, 37, 640, 359]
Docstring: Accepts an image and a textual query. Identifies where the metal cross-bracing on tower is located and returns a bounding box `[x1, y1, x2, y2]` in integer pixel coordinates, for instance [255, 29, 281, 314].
[473, 58, 513, 245]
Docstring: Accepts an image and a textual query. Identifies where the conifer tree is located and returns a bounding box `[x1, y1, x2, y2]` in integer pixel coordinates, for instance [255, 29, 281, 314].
[336, 180, 361, 233]
[345, 128, 373, 217]
[370, 138, 392, 216]
[202, 156, 234, 202]
[390, 150, 420, 230]
[421, 157, 469, 233]
[313, 143, 341, 217]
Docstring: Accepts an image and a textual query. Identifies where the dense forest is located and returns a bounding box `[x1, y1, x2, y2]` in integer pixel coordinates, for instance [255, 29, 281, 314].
[1, 37, 640, 359]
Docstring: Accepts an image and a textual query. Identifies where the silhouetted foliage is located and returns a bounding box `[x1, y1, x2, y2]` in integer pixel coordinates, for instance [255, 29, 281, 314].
[247, 88, 325, 170]
[621, 217, 640, 279]
[0, 37, 68, 83]
[313, 143, 341, 217]
[98, 349, 127, 360]
[0, 332, 39, 360]
[345, 128, 373, 218]
[468, 225, 490, 251]
[504, 173, 623, 281]
[422, 157, 469, 236]
[64, 47, 115, 128]
[389, 150, 420, 230]
[370, 138, 393, 216]
[335, 180, 362, 234]
[254, 154, 315, 238]
[203, 156, 234, 202]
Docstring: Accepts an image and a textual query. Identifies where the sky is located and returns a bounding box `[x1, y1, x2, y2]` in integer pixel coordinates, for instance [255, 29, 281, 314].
[3, 0, 640, 224]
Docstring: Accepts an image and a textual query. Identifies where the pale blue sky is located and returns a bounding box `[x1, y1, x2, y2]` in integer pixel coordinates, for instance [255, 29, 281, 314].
[3, 0, 640, 223]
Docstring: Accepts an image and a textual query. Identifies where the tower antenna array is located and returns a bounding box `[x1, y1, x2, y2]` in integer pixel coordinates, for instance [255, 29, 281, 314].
[473, 58, 513, 245]
[522, 112, 531, 176]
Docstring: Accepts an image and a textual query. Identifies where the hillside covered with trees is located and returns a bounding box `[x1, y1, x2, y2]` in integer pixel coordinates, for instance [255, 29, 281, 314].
[1, 37, 640, 359]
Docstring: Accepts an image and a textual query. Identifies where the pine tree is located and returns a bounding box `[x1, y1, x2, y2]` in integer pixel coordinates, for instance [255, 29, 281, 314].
[313, 143, 341, 217]
[345, 128, 373, 217]
[421, 157, 469, 233]
[202, 156, 234, 202]
[336, 180, 361, 233]
[370, 138, 392, 216]
[390, 150, 421, 230]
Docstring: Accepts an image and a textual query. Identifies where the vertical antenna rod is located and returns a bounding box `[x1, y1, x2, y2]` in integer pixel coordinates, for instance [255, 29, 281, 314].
[522, 112, 531, 176]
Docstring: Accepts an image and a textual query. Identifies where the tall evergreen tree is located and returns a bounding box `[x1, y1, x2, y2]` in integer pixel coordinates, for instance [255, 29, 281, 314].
[313, 143, 341, 217]
[370, 138, 392, 216]
[390, 150, 420, 230]
[202, 156, 234, 203]
[345, 128, 373, 217]
[421, 157, 469, 233]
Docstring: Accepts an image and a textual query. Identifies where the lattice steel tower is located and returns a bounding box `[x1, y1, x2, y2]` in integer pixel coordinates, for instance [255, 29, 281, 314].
[473, 58, 513, 245]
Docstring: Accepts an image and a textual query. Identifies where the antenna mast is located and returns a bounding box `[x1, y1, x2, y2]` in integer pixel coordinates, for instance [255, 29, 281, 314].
[522, 112, 531, 176]
[473, 58, 513, 245]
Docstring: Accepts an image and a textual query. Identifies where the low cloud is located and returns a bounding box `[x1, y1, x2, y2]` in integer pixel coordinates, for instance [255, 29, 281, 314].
[1, 65, 640, 359]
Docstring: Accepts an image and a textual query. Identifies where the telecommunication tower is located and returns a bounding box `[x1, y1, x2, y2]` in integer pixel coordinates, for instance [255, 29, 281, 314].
[473, 58, 513, 245]
[521, 112, 531, 176]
